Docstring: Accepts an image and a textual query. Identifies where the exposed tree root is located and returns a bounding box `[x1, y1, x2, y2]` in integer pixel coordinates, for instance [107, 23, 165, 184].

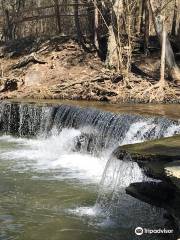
[136, 80, 176, 102]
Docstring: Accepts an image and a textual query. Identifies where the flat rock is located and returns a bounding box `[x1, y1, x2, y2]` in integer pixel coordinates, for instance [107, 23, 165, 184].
[115, 135, 180, 162]
[126, 181, 176, 208]
[113, 135, 180, 181]
[165, 161, 180, 190]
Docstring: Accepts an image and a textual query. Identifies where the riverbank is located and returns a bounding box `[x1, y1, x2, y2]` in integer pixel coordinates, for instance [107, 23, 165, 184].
[0, 37, 180, 103]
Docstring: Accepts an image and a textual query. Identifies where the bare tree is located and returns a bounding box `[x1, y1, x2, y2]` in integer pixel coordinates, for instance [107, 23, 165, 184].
[148, 0, 180, 84]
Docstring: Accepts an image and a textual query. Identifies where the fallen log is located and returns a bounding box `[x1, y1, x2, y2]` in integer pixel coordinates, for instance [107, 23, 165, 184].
[12, 53, 46, 69]
[54, 75, 112, 91]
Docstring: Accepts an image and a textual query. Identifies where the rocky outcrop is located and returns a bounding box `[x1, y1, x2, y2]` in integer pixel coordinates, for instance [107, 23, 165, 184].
[113, 135, 180, 180]
[113, 135, 180, 234]
[126, 181, 180, 237]
[117, 135, 180, 161]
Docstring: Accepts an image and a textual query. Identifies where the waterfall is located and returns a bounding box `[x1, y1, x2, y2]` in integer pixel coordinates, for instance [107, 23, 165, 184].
[0, 101, 179, 229]
[73, 154, 165, 228]
[0, 102, 180, 154]
[94, 154, 145, 218]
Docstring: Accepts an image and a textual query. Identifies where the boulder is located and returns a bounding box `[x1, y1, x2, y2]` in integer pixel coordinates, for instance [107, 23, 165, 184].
[114, 135, 180, 234]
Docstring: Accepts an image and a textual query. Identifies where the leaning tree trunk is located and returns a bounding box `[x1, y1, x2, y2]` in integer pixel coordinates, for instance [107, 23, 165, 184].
[148, 0, 180, 84]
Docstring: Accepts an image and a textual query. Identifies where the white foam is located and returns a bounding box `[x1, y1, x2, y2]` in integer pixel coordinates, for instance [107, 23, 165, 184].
[121, 121, 156, 145]
[164, 123, 180, 137]
[68, 206, 99, 217]
[1, 119, 179, 183]
[0, 135, 27, 143]
[0, 129, 107, 182]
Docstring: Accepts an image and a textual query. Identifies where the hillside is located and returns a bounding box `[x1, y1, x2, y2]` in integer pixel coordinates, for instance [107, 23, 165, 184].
[0, 37, 179, 103]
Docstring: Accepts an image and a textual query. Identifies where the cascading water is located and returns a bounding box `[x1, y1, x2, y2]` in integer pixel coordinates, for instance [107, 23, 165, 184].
[0, 101, 180, 181]
[0, 101, 179, 239]
[93, 157, 163, 229]
[0, 101, 180, 143]
[0, 128, 106, 182]
[95, 155, 145, 216]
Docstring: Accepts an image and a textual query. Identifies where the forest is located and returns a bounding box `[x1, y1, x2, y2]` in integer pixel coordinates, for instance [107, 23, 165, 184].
[0, 0, 180, 103]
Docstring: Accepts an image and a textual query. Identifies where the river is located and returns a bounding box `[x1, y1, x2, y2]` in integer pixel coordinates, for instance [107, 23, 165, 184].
[0, 101, 179, 240]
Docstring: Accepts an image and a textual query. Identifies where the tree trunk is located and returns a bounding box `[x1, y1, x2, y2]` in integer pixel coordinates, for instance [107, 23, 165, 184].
[160, 22, 166, 83]
[148, 0, 180, 84]
[106, 0, 124, 70]
[106, 25, 119, 68]
[74, 0, 89, 51]
[74, 0, 83, 43]
[171, 0, 177, 36]
[140, 0, 145, 34]
[144, 0, 150, 53]
[178, 22, 180, 50]
[54, 0, 61, 34]
[94, 0, 99, 49]
[4, 9, 15, 41]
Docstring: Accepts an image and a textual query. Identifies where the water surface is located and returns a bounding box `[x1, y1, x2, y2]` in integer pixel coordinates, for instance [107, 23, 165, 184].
[0, 132, 176, 240]
[0, 102, 179, 240]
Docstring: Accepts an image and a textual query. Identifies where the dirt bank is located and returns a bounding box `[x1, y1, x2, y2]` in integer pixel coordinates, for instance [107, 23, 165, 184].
[0, 37, 179, 103]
